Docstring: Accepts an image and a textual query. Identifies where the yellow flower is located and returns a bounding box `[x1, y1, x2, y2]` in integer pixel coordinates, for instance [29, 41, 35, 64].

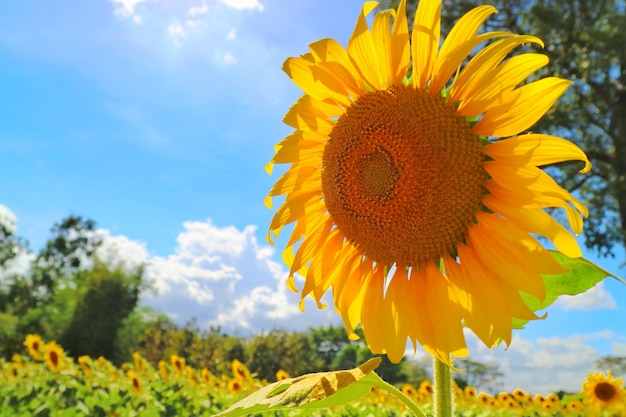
[159, 360, 169, 380]
[228, 378, 243, 394]
[275, 369, 290, 381]
[128, 370, 142, 395]
[44, 341, 64, 373]
[231, 359, 251, 381]
[132, 351, 144, 374]
[170, 354, 186, 376]
[24, 334, 44, 360]
[78, 355, 92, 375]
[582, 371, 624, 412]
[401, 383, 417, 398]
[463, 385, 477, 401]
[266, 0, 590, 364]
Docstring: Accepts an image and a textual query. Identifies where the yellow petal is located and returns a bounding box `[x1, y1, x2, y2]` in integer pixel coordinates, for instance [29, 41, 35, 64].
[445, 251, 510, 347]
[483, 133, 591, 173]
[462, 55, 548, 118]
[482, 191, 582, 258]
[469, 213, 547, 302]
[309, 38, 364, 99]
[411, 0, 441, 89]
[430, 5, 499, 93]
[282, 95, 338, 132]
[269, 189, 322, 233]
[372, 9, 395, 88]
[473, 77, 572, 137]
[450, 33, 542, 106]
[389, 0, 410, 84]
[347, 2, 383, 89]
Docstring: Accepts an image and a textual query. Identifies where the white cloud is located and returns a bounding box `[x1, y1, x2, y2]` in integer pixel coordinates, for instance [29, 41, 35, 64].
[218, 0, 264, 12]
[168, 24, 186, 38]
[463, 332, 613, 394]
[613, 342, 626, 356]
[556, 281, 617, 310]
[188, 2, 209, 16]
[226, 28, 237, 40]
[111, 0, 147, 18]
[94, 218, 338, 332]
[223, 51, 237, 64]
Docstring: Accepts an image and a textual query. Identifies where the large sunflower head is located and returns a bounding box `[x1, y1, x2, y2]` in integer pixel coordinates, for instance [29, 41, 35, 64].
[582, 371, 624, 412]
[267, 0, 590, 364]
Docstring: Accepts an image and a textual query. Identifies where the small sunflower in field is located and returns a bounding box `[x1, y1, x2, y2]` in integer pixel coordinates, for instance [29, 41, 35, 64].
[187, 365, 199, 385]
[78, 355, 92, 376]
[267, 0, 589, 364]
[228, 378, 243, 394]
[464, 386, 477, 401]
[401, 383, 418, 398]
[275, 369, 290, 381]
[477, 392, 492, 407]
[566, 399, 585, 414]
[582, 371, 624, 413]
[24, 334, 44, 360]
[231, 359, 251, 381]
[132, 351, 145, 374]
[127, 370, 142, 395]
[44, 341, 64, 373]
[170, 354, 186, 376]
[158, 360, 169, 380]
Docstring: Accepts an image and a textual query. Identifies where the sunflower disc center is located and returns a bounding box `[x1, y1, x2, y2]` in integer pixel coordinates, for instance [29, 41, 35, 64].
[595, 382, 616, 402]
[322, 86, 486, 266]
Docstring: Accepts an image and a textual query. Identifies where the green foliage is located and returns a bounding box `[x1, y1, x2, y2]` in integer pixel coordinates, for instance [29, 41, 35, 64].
[58, 260, 143, 364]
[453, 359, 503, 393]
[594, 355, 626, 376]
[513, 251, 621, 330]
[215, 358, 387, 417]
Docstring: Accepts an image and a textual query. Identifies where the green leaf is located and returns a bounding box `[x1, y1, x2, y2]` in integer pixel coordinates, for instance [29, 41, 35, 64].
[214, 357, 381, 417]
[513, 251, 623, 329]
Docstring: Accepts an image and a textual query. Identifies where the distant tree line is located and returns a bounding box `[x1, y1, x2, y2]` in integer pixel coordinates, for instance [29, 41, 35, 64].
[4, 212, 622, 392]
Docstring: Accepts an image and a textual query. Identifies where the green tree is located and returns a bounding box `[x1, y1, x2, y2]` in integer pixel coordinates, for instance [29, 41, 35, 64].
[246, 329, 324, 382]
[594, 355, 626, 376]
[380, 0, 626, 257]
[453, 358, 503, 392]
[58, 260, 143, 364]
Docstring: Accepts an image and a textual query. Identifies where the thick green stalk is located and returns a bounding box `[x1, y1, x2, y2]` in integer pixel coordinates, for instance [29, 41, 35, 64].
[433, 356, 453, 417]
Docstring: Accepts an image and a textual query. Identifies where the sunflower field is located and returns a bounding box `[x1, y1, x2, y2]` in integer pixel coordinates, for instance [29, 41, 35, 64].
[2, 334, 624, 417]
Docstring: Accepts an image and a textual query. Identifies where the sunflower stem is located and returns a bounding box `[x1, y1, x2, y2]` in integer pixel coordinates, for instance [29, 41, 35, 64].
[376, 376, 428, 417]
[433, 356, 453, 417]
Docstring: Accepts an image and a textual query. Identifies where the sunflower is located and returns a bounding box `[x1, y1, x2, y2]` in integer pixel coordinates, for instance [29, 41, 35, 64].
[170, 354, 186, 376]
[231, 359, 251, 381]
[78, 355, 92, 376]
[582, 371, 624, 412]
[127, 370, 142, 395]
[275, 369, 290, 381]
[228, 378, 243, 394]
[44, 341, 64, 373]
[158, 360, 169, 381]
[267, 0, 589, 364]
[23, 334, 44, 361]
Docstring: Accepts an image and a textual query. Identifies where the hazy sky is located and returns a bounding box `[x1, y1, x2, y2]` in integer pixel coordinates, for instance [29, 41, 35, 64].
[1, 0, 624, 394]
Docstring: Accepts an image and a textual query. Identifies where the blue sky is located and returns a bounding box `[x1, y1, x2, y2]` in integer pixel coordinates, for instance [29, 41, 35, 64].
[1, 0, 625, 393]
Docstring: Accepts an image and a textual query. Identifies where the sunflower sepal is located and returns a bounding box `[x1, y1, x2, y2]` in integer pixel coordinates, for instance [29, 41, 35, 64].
[512, 250, 623, 330]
